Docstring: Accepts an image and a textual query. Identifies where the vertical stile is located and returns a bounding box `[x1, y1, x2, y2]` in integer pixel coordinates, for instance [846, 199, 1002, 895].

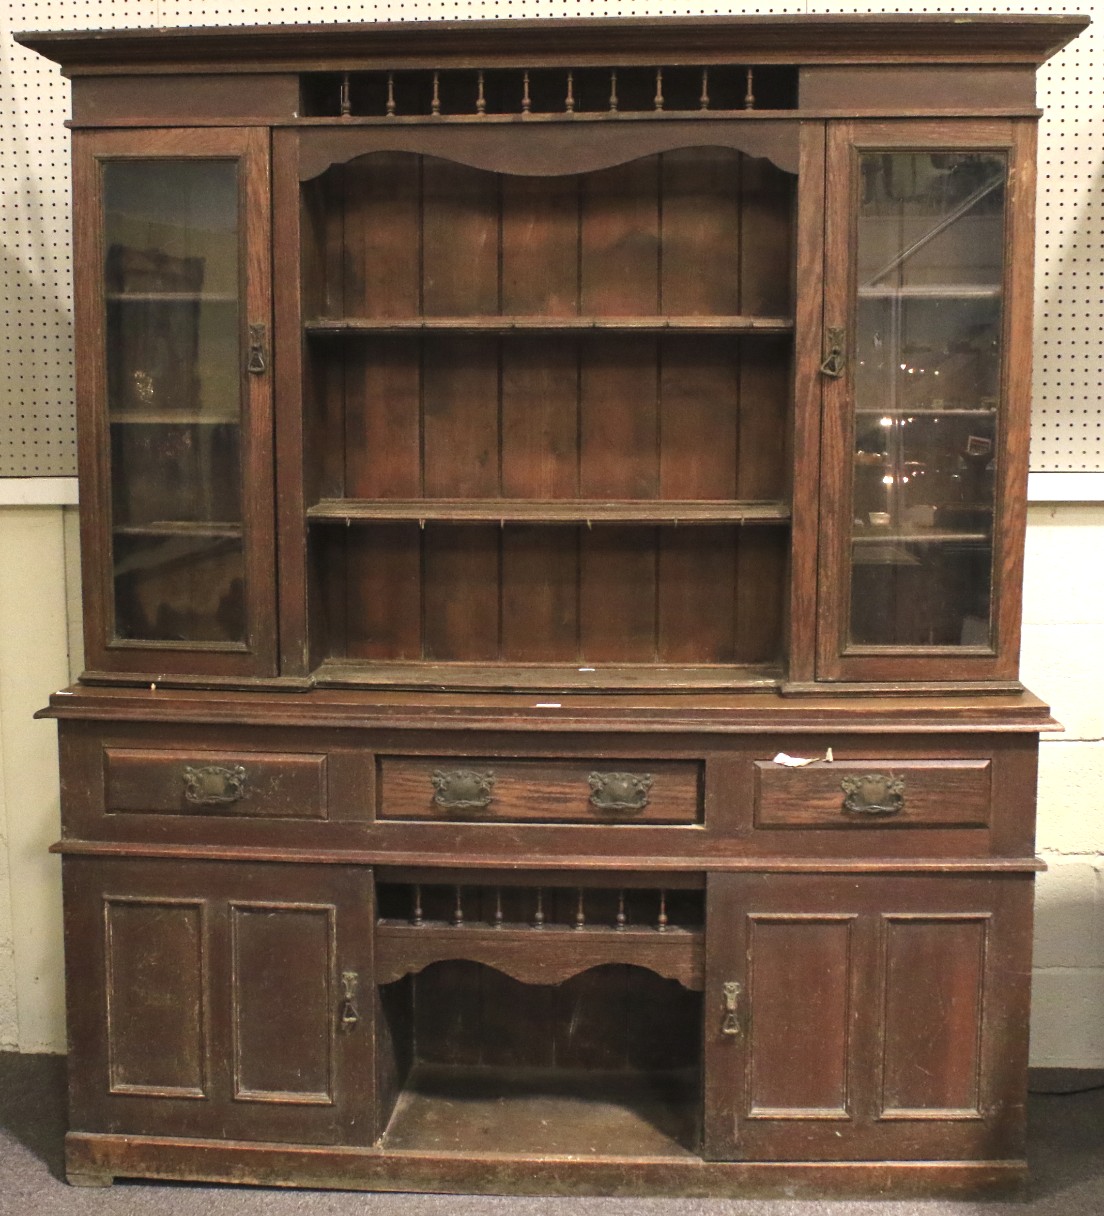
[522, 70, 532, 115]
[744, 67, 756, 110]
[476, 69, 487, 116]
[657, 889, 669, 933]
[700, 67, 710, 110]
[493, 887, 504, 928]
[616, 890, 627, 930]
[654, 67, 665, 112]
[340, 72, 352, 117]
[575, 889, 586, 930]
[386, 72, 397, 117]
[431, 71, 441, 117]
[533, 887, 545, 928]
[452, 886, 464, 927]
[565, 70, 575, 114]
[412, 884, 423, 927]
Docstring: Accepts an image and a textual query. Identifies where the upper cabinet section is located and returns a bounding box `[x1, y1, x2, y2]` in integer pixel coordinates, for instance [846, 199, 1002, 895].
[19, 15, 1087, 691]
[72, 128, 277, 679]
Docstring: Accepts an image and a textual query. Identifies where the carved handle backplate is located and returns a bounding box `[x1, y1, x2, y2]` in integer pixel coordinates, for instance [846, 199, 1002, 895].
[339, 971, 360, 1032]
[721, 981, 742, 1037]
[431, 768, 496, 810]
[588, 771, 654, 813]
[182, 764, 247, 806]
[247, 322, 267, 374]
[841, 773, 905, 818]
[820, 326, 846, 378]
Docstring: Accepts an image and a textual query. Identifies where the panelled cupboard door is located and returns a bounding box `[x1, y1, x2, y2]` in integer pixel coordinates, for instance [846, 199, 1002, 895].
[816, 120, 1035, 683]
[702, 873, 1032, 1162]
[64, 858, 376, 1145]
[72, 128, 277, 678]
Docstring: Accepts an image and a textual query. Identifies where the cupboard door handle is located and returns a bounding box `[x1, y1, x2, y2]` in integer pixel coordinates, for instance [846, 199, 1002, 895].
[431, 768, 496, 810]
[841, 774, 905, 817]
[182, 764, 247, 806]
[820, 326, 846, 378]
[588, 771, 654, 812]
[247, 322, 267, 374]
[721, 981, 742, 1036]
[339, 971, 359, 1032]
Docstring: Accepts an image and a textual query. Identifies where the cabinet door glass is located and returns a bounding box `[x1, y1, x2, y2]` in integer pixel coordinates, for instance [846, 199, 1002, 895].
[103, 159, 244, 644]
[850, 151, 1005, 649]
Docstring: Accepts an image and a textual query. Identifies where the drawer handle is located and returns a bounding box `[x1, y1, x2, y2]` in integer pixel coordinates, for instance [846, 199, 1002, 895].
[588, 771, 654, 813]
[182, 764, 247, 806]
[721, 980, 742, 1037]
[339, 971, 359, 1032]
[841, 773, 905, 818]
[431, 768, 496, 811]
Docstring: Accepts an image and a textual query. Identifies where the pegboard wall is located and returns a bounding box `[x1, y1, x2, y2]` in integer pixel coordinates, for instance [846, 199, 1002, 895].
[2, 1, 1101, 477]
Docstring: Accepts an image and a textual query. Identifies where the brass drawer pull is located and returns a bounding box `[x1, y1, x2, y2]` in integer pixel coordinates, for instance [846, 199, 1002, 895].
[182, 764, 247, 806]
[339, 971, 359, 1032]
[431, 768, 496, 810]
[588, 771, 654, 812]
[721, 981, 742, 1037]
[841, 774, 905, 818]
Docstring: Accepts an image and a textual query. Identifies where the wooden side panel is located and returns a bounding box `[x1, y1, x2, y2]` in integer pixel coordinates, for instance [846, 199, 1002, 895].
[880, 916, 987, 1116]
[746, 916, 854, 1116]
[105, 898, 207, 1097]
[231, 903, 336, 1103]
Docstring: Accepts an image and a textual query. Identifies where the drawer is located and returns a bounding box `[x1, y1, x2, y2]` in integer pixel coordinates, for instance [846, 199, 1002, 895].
[104, 748, 329, 820]
[753, 758, 991, 830]
[378, 757, 701, 824]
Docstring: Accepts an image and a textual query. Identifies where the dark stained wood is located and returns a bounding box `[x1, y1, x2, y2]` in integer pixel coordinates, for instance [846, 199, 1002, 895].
[421, 159, 499, 316]
[71, 74, 299, 125]
[105, 747, 329, 820]
[579, 526, 657, 664]
[500, 527, 578, 664]
[343, 525, 422, 661]
[341, 155, 421, 319]
[798, 66, 1038, 114]
[377, 755, 701, 825]
[309, 500, 790, 523]
[343, 342, 422, 499]
[500, 340, 579, 499]
[422, 525, 499, 662]
[500, 174, 579, 316]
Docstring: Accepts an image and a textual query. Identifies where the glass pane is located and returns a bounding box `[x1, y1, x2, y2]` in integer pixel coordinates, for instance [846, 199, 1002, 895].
[102, 159, 245, 643]
[850, 151, 1005, 648]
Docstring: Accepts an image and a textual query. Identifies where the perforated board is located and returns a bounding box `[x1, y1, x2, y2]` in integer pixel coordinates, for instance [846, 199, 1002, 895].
[1, 1, 1100, 475]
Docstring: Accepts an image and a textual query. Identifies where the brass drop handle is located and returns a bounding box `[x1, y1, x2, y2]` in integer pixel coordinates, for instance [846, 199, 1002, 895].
[820, 326, 846, 378]
[182, 764, 246, 807]
[431, 768, 496, 810]
[247, 322, 268, 374]
[721, 980, 742, 1037]
[841, 773, 905, 818]
[588, 771, 654, 812]
[339, 971, 359, 1032]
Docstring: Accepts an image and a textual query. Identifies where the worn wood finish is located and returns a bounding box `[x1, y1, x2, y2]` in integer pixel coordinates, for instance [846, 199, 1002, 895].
[28, 12, 1076, 1197]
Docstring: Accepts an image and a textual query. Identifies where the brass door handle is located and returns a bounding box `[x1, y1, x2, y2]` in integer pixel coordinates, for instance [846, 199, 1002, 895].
[841, 774, 905, 818]
[182, 764, 246, 807]
[247, 322, 267, 374]
[721, 980, 742, 1036]
[820, 326, 846, 378]
[588, 771, 654, 812]
[339, 971, 359, 1032]
[431, 768, 496, 810]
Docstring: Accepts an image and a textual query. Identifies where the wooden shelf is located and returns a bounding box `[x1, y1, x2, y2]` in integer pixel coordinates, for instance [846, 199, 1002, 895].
[305, 315, 793, 335]
[308, 498, 791, 525]
[109, 411, 239, 426]
[381, 1063, 700, 1158]
[316, 659, 781, 691]
[113, 521, 243, 540]
[376, 923, 704, 989]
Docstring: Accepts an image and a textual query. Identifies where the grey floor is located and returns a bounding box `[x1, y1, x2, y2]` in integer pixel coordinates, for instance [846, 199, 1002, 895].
[1, 1055, 1101, 1216]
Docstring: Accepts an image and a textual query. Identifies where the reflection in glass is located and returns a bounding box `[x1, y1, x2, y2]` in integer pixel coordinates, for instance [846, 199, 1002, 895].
[849, 152, 1005, 648]
[103, 159, 245, 643]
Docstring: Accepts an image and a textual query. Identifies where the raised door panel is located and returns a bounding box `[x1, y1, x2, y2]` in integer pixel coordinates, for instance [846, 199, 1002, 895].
[703, 873, 1032, 1162]
[72, 127, 276, 679]
[817, 119, 1035, 683]
[65, 858, 375, 1145]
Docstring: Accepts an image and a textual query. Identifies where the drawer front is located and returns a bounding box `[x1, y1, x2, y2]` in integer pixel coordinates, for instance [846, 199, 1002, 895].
[754, 758, 991, 830]
[378, 757, 701, 824]
[104, 748, 328, 820]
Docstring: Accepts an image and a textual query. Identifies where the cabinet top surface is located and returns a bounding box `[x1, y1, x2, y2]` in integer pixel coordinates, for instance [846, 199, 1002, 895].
[15, 13, 1088, 74]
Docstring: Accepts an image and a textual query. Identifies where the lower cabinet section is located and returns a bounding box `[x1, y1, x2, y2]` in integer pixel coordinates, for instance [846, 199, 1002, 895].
[63, 856, 1034, 1189]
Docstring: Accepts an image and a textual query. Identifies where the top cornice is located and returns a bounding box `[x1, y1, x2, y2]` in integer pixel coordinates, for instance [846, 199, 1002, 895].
[14, 13, 1090, 77]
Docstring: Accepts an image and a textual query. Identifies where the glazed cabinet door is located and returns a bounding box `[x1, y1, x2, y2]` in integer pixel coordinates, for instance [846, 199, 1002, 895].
[702, 872, 1032, 1162]
[817, 120, 1035, 682]
[72, 128, 276, 678]
[64, 857, 376, 1145]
